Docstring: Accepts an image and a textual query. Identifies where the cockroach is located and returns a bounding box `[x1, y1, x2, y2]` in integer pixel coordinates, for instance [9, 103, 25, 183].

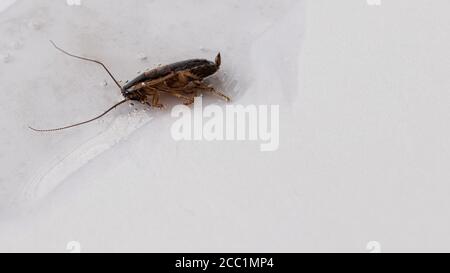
[29, 41, 230, 132]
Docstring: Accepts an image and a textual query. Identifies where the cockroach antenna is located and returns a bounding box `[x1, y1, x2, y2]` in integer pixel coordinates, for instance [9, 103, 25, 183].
[29, 41, 128, 132]
[49, 40, 123, 90]
[28, 99, 129, 132]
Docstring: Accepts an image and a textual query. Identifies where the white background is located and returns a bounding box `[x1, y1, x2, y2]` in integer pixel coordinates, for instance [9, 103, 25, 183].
[0, 0, 450, 252]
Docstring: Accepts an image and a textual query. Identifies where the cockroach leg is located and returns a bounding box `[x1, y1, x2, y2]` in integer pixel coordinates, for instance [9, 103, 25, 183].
[158, 88, 195, 105]
[192, 80, 231, 102]
[150, 93, 164, 109]
[208, 88, 231, 102]
[171, 92, 195, 105]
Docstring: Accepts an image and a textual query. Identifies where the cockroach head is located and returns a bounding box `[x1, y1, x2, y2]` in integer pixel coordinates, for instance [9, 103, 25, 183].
[122, 89, 139, 100]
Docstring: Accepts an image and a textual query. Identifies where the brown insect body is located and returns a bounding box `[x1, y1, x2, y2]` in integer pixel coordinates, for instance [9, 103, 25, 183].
[122, 54, 226, 107]
[29, 42, 230, 132]
[123, 56, 220, 92]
